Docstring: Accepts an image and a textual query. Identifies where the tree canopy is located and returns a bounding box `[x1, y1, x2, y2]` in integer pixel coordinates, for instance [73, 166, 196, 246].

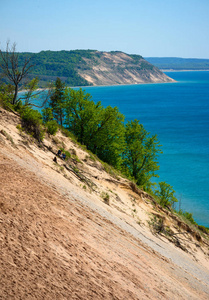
[122, 120, 162, 189]
[43, 79, 162, 188]
[64, 88, 125, 167]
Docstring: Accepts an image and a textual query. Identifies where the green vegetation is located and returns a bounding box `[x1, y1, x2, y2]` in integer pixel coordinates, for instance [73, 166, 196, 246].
[101, 192, 110, 205]
[0, 83, 14, 109]
[49, 77, 66, 126]
[14, 50, 96, 87]
[178, 210, 197, 225]
[45, 120, 59, 135]
[0, 129, 14, 145]
[46, 79, 161, 188]
[122, 120, 162, 190]
[146, 57, 209, 70]
[64, 87, 125, 168]
[154, 181, 178, 208]
[20, 107, 44, 142]
[148, 215, 166, 235]
[1, 48, 157, 88]
[0, 44, 208, 235]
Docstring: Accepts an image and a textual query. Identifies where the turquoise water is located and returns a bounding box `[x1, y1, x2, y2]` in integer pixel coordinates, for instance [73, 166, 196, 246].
[32, 71, 209, 226]
[81, 72, 209, 227]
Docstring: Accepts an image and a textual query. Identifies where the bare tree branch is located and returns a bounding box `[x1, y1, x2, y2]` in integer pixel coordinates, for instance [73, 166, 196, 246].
[0, 41, 34, 105]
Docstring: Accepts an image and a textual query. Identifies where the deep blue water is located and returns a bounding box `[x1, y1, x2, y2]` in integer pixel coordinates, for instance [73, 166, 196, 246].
[80, 72, 209, 227]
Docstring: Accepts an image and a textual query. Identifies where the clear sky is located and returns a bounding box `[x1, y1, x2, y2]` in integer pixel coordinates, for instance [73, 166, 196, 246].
[1, 0, 209, 58]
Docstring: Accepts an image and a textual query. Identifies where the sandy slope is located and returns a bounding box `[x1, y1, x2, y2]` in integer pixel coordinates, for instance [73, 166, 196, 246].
[78, 52, 175, 86]
[0, 108, 209, 299]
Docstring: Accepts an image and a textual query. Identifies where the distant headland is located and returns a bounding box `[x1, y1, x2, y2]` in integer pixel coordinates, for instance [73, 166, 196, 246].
[15, 50, 175, 87]
[145, 57, 209, 71]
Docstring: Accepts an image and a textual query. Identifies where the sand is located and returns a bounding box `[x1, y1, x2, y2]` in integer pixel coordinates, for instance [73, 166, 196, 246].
[0, 107, 209, 299]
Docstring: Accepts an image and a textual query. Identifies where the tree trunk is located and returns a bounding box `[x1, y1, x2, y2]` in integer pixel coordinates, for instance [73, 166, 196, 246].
[12, 85, 18, 105]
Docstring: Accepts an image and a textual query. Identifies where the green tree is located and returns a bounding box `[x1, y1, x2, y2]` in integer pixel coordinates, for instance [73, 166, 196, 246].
[64, 87, 125, 167]
[122, 119, 162, 190]
[89, 105, 125, 167]
[42, 107, 54, 123]
[64, 88, 97, 143]
[49, 77, 65, 126]
[21, 77, 39, 106]
[155, 181, 178, 208]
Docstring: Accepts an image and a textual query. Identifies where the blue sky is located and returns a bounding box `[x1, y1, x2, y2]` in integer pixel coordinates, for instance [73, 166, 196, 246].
[1, 0, 209, 58]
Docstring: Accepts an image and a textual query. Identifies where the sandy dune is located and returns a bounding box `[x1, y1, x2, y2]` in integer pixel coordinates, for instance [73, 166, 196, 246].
[0, 108, 209, 299]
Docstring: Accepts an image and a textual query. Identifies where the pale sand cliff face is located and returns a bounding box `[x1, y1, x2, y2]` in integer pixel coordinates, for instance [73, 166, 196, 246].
[0, 108, 209, 299]
[78, 52, 175, 86]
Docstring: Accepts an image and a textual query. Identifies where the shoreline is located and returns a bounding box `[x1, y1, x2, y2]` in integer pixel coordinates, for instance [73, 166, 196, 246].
[19, 80, 177, 92]
[19, 69, 209, 92]
[162, 69, 209, 72]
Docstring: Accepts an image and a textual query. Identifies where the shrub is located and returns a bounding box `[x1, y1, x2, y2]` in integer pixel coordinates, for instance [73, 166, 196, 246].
[179, 210, 197, 225]
[21, 107, 44, 142]
[198, 225, 209, 235]
[45, 120, 58, 135]
[0, 84, 14, 109]
[148, 215, 165, 234]
[60, 127, 71, 137]
[101, 192, 110, 205]
[154, 181, 178, 208]
[16, 124, 23, 132]
[0, 129, 14, 144]
[14, 99, 24, 113]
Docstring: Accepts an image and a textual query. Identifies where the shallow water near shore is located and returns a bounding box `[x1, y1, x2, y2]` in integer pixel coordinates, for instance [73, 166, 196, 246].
[81, 71, 209, 227]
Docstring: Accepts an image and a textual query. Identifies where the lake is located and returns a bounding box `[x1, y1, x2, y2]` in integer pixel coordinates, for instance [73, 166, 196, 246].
[32, 71, 209, 227]
[81, 71, 209, 227]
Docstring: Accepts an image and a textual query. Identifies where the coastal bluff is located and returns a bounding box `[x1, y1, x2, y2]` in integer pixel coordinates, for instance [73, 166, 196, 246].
[76, 51, 175, 86]
[19, 50, 175, 87]
[0, 107, 208, 299]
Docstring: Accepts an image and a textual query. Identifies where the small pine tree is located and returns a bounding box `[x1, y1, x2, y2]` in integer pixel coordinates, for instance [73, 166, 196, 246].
[49, 77, 65, 126]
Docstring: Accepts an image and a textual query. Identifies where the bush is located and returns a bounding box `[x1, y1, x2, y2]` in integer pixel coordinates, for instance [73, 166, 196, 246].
[101, 192, 110, 205]
[198, 225, 209, 235]
[0, 84, 14, 109]
[148, 215, 165, 234]
[14, 99, 24, 113]
[45, 120, 58, 135]
[21, 107, 44, 142]
[154, 181, 178, 208]
[179, 210, 197, 225]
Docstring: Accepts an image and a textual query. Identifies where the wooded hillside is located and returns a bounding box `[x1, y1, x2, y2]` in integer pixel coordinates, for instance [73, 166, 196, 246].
[146, 57, 209, 70]
[4, 50, 174, 87]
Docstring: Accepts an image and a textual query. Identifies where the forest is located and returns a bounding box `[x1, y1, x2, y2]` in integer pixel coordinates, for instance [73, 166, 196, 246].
[1, 48, 157, 87]
[146, 57, 209, 70]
